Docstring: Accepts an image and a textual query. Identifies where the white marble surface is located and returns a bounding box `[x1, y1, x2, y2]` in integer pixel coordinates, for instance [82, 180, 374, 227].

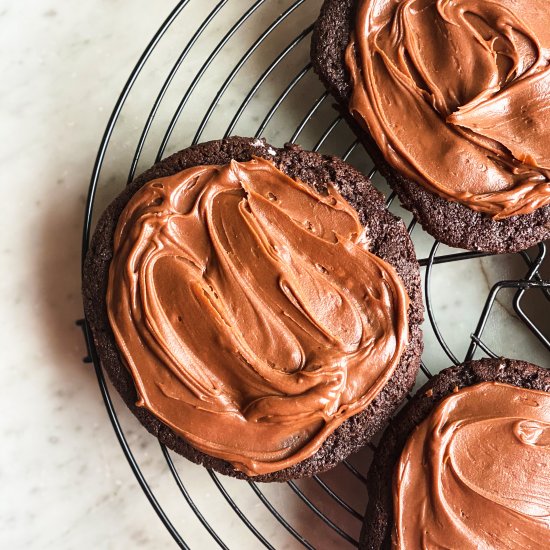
[1, 1, 548, 549]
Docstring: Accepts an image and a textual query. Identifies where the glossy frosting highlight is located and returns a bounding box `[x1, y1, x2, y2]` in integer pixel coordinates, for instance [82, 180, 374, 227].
[346, 0, 550, 218]
[107, 157, 409, 475]
[393, 382, 550, 549]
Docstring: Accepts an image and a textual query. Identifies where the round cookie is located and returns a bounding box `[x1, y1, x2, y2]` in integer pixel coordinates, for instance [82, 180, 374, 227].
[82, 136, 423, 482]
[361, 357, 550, 549]
[311, 0, 550, 253]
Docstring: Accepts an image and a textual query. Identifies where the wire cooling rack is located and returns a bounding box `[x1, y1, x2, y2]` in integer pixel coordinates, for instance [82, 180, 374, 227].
[78, 1, 550, 548]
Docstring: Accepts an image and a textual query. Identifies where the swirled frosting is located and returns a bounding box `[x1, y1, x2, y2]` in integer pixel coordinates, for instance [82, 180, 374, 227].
[346, 0, 550, 219]
[392, 382, 550, 548]
[106, 157, 409, 475]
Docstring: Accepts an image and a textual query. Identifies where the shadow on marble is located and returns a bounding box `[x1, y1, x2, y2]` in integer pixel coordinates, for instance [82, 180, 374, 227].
[36, 177, 95, 388]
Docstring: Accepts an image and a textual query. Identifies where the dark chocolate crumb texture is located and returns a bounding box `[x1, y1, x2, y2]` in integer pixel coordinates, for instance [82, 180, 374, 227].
[311, 0, 550, 253]
[83, 137, 423, 481]
[361, 358, 550, 549]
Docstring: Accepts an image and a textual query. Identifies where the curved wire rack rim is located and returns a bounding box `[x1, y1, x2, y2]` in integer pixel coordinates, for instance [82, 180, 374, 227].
[80, 1, 550, 548]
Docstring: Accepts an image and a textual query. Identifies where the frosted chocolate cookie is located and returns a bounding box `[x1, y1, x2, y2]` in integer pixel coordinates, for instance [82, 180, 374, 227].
[83, 136, 423, 481]
[361, 358, 550, 549]
[312, 0, 550, 252]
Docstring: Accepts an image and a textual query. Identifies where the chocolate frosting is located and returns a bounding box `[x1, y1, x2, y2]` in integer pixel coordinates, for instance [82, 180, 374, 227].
[106, 157, 409, 476]
[392, 382, 550, 549]
[346, 0, 550, 219]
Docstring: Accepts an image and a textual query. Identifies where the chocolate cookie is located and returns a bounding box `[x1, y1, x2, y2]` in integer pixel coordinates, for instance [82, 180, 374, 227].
[311, 0, 550, 253]
[82, 136, 423, 481]
[361, 358, 550, 549]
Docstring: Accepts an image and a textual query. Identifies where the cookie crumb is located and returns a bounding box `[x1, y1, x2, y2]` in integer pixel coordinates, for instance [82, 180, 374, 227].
[425, 389, 433, 397]
[452, 385, 459, 393]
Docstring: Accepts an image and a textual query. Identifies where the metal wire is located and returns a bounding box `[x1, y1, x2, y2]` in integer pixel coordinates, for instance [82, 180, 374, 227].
[209, 470, 276, 549]
[80, 1, 550, 548]
[128, 0, 228, 183]
[290, 91, 329, 143]
[160, 444, 229, 550]
[224, 27, 314, 138]
[342, 460, 369, 486]
[248, 482, 315, 549]
[311, 476, 363, 520]
[79, 321, 191, 550]
[156, 0, 267, 161]
[424, 242, 461, 366]
[255, 63, 312, 139]
[196, 0, 308, 144]
[287, 481, 359, 546]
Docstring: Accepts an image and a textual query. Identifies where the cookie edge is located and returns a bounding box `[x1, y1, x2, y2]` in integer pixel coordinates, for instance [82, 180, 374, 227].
[360, 357, 550, 549]
[82, 135, 424, 482]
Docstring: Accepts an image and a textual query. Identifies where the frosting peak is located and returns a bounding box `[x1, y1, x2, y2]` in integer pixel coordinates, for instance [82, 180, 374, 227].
[346, 0, 550, 218]
[106, 157, 409, 475]
[392, 382, 550, 549]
